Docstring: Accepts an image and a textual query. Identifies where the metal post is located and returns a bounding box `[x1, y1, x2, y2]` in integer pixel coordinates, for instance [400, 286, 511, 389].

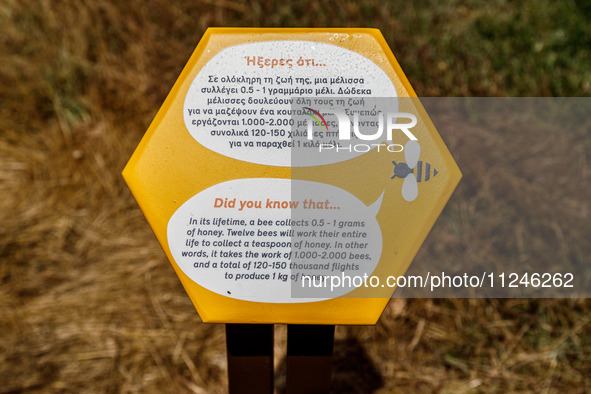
[286, 324, 335, 394]
[226, 324, 274, 394]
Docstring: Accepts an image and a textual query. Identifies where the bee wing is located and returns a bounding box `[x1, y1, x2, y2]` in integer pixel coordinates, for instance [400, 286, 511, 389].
[402, 173, 418, 202]
[405, 140, 420, 169]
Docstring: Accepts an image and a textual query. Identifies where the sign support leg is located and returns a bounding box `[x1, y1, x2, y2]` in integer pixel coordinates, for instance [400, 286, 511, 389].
[286, 324, 335, 393]
[226, 324, 274, 394]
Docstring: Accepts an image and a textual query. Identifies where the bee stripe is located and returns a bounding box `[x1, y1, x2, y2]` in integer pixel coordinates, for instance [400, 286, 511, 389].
[416, 161, 422, 182]
[425, 163, 431, 181]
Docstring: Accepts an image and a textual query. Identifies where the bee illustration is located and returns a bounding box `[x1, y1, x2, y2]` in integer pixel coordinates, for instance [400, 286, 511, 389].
[391, 140, 438, 202]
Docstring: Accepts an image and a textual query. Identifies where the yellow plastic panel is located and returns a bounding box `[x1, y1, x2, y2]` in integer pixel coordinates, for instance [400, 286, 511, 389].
[123, 28, 461, 324]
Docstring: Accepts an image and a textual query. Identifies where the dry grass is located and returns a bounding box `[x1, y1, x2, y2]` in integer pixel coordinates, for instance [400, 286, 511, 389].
[1, 0, 590, 393]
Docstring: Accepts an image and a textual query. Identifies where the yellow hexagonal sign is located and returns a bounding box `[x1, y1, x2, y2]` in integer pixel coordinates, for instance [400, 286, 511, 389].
[123, 28, 461, 324]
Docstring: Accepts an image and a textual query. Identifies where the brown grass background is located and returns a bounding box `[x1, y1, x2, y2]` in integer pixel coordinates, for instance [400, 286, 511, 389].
[1, 1, 590, 393]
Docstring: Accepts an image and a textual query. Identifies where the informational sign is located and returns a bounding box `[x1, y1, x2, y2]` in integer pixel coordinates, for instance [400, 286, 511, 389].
[123, 28, 461, 324]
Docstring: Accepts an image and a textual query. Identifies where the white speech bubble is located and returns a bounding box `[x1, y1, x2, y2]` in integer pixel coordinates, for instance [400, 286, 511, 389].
[183, 41, 398, 167]
[167, 179, 384, 302]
